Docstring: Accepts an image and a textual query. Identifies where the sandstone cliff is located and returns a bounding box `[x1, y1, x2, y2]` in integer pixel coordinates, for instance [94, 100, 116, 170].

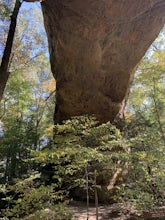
[41, 0, 165, 123]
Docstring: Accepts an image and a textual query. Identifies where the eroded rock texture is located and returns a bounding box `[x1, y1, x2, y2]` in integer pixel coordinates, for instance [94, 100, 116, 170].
[41, 0, 165, 123]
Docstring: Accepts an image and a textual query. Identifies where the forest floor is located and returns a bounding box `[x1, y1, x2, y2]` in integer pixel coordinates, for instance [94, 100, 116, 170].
[69, 201, 142, 220]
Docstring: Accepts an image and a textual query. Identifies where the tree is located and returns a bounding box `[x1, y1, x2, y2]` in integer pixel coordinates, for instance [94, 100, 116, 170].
[0, 0, 22, 100]
[127, 31, 165, 142]
[122, 32, 165, 208]
[0, 0, 45, 101]
[0, 3, 54, 183]
[34, 116, 127, 204]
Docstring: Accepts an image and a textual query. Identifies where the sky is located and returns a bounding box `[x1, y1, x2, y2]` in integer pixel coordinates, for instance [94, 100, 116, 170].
[22, 1, 41, 10]
[20, 1, 49, 58]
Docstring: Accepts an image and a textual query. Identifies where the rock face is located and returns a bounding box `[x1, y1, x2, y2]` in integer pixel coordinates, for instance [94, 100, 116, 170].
[41, 0, 165, 123]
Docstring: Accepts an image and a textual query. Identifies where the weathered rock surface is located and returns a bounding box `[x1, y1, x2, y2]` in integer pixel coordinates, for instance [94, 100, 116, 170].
[41, 0, 165, 123]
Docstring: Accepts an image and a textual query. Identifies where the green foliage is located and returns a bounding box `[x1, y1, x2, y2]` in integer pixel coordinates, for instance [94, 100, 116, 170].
[0, 0, 13, 21]
[23, 204, 73, 220]
[0, 2, 55, 183]
[118, 131, 165, 208]
[0, 0, 164, 217]
[0, 3, 57, 219]
[34, 115, 127, 205]
[122, 31, 165, 209]
[2, 173, 73, 220]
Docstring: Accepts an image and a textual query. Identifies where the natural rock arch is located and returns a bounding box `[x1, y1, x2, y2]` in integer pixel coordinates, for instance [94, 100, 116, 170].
[41, 0, 165, 123]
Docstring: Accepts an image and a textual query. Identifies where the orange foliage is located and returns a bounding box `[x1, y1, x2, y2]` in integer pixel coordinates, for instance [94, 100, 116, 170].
[42, 78, 56, 92]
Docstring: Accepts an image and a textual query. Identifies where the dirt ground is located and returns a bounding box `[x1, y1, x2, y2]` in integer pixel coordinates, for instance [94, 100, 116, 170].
[70, 201, 142, 220]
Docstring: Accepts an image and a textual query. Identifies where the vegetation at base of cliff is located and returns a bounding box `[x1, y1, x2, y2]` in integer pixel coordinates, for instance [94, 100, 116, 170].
[0, 112, 165, 218]
[0, 1, 165, 219]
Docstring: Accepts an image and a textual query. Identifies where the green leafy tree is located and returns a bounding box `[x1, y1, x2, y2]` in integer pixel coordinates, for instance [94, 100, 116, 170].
[123, 31, 165, 208]
[34, 116, 127, 204]
[0, 3, 54, 183]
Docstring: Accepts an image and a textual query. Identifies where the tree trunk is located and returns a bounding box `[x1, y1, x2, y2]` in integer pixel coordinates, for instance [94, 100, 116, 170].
[41, 0, 165, 123]
[0, 0, 22, 101]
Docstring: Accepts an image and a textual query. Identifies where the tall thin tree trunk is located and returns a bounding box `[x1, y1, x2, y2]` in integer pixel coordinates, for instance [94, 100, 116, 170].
[85, 167, 89, 220]
[0, 0, 22, 101]
[94, 170, 99, 220]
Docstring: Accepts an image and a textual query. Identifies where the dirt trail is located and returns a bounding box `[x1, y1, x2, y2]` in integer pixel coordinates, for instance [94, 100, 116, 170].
[70, 201, 141, 220]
